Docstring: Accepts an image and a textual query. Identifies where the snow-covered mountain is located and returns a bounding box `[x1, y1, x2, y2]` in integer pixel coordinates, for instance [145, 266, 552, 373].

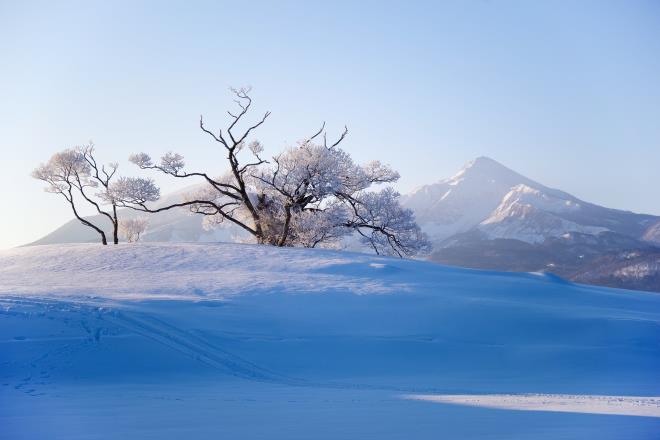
[2, 243, 659, 438]
[402, 156, 660, 245]
[402, 157, 660, 292]
[401, 157, 557, 242]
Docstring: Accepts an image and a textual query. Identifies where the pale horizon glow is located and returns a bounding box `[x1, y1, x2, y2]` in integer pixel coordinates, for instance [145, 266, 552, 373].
[1, 0, 659, 249]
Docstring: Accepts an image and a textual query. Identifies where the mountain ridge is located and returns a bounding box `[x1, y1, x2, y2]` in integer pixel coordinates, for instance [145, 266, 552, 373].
[416, 157, 660, 292]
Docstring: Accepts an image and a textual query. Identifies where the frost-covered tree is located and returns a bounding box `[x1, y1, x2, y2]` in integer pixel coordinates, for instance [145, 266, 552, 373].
[112, 88, 430, 257]
[32, 144, 120, 245]
[119, 217, 149, 243]
[248, 137, 429, 255]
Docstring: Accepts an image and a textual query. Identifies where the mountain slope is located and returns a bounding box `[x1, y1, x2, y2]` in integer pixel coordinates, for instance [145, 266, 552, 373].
[477, 184, 608, 243]
[400, 156, 560, 242]
[407, 158, 660, 292]
[571, 248, 660, 291]
[1, 243, 659, 439]
[402, 157, 659, 245]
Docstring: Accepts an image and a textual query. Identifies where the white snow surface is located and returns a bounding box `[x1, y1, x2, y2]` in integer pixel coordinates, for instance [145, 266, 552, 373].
[402, 157, 539, 242]
[405, 394, 660, 417]
[478, 184, 609, 244]
[1, 243, 659, 439]
[401, 157, 587, 244]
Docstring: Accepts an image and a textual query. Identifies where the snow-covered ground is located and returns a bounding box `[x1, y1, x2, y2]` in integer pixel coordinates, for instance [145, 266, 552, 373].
[405, 394, 660, 417]
[1, 243, 659, 439]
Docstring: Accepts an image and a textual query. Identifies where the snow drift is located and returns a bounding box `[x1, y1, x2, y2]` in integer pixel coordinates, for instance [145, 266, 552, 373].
[1, 243, 659, 439]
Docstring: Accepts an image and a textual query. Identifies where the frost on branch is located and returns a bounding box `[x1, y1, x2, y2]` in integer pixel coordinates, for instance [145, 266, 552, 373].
[159, 152, 186, 174]
[130, 152, 186, 175]
[249, 139, 429, 255]
[248, 140, 264, 156]
[110, 177, 160, 207]
[345, 188, 431, 257]
[32, 144, 122, 245]
[286, 203, 350, 249]
[32, 149, 91, 194]
[119, 217, 149, 243]
[128, 152, 153, 168]
[362, 161, 400, 184]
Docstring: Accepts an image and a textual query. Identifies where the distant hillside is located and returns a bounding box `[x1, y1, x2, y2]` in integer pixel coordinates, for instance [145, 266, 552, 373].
[28, 184, 242, 246]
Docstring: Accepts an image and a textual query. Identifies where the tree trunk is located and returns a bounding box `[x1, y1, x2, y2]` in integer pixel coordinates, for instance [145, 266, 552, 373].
[277, 205, 292, 247]
[68, 189, 109, 246]
[112, 206, 119, 244]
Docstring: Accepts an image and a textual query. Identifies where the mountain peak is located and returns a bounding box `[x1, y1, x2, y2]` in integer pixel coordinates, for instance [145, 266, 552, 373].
[470, 156, 501, 166]
[448, 156, 529, 186]
[462, 156, 517, 175]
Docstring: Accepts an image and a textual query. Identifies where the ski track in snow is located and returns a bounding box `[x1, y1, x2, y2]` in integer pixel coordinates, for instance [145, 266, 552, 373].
[0, 296, 299, 387]
[0, 296, 409, 393]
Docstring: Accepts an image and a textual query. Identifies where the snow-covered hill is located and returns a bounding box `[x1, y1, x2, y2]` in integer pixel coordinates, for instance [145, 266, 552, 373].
[1, 243, 659, 439]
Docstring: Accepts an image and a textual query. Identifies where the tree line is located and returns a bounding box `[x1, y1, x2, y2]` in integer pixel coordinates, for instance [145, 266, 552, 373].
[32, 88, 429, 257]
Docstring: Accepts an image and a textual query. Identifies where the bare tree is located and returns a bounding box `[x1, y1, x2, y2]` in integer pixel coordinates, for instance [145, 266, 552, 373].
[111, 88, 430, 257]
[32, 144, 121, 245]
[113, 87, 271, 243]
[119, 217, 149, 243]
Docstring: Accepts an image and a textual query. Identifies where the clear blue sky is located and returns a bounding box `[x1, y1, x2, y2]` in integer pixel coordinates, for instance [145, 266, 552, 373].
[1, 0, 659, 249]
